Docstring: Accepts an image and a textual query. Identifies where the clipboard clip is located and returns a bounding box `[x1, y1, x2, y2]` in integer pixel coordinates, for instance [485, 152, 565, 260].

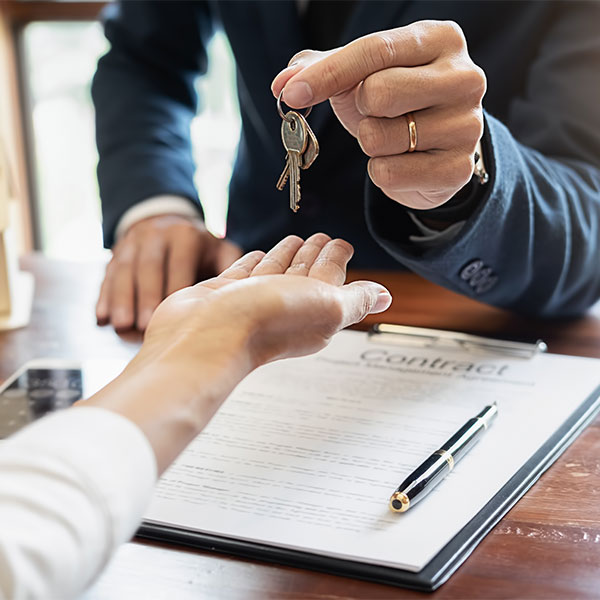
[369, 324, 547, 359]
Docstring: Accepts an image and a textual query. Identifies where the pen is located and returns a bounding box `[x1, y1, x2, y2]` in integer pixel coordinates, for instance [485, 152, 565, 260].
[389, 403, 498, 513]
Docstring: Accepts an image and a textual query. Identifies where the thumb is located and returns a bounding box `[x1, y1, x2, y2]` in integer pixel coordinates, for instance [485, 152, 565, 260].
[271, 49, 337, 101]
[338, 281, 392, 329]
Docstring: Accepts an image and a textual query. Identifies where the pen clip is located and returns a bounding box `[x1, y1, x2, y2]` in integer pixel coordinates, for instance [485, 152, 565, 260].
[369, 324, 547, 359]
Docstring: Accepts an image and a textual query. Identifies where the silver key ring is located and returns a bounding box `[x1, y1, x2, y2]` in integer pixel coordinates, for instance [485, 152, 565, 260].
[277, 89, 312, 122]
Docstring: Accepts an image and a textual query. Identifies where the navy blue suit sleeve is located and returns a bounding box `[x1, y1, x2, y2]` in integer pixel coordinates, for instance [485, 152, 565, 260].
[92, 1, 214, 247]
[366, 2, 600, 317]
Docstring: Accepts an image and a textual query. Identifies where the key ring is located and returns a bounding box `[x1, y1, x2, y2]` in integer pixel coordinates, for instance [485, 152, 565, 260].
[277, 89, 312, 122]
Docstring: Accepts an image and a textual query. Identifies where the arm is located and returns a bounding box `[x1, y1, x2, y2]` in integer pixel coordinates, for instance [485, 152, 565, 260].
[92, 0, 212, 244]
[0, 234, 391, 600]
[93, 1, 242, 331]
[366, 2, 600, 317]
[273, 5, 600, 316]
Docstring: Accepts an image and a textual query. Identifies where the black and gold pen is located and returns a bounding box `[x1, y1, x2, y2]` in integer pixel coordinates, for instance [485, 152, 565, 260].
[389, 404, 498, 513]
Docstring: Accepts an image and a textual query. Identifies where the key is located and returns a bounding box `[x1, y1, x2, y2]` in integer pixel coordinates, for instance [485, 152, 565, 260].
[300, 116, 319, 170]
[276, 154, 290, 191]
[275, 112, 319, 209]
[280, 111, 307, 212]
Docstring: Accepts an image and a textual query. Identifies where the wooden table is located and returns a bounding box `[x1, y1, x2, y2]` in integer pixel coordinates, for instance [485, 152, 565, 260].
[4, 255, 600, 599]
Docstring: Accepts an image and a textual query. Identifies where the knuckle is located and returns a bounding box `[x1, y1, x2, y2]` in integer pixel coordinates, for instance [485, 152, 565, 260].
[176, 225, 203, 247]
[114, 248, 135, 268]
[357, 287, 375, 317]
[359, 75, 391, 116]
[286, 262, 309, 274]
[358, 118, 384, 156]
[260, 256, 288, 271]
[448, 154, 474, 187]
[440, 20, 466, 50]
[465, 65, 487, 100]
[467, 110, 485, 143]
[367, 32, 398, 69]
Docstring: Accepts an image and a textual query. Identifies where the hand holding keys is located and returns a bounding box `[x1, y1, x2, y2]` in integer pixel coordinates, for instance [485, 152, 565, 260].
[276, 91, 319, 212]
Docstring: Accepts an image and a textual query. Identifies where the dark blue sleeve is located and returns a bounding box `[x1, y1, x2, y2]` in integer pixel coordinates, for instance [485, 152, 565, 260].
[366, 2, 600, 317]
[92, 1, 214, 247]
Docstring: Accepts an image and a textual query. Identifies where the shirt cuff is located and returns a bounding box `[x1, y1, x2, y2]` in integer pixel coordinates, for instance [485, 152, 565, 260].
[407, 212, 466, 248]
[114, 195, 202, 242]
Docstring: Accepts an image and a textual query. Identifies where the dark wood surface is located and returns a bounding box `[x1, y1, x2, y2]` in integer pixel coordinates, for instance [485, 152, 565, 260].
[3, 1, 106, 23]
[4, 255, 600, 599]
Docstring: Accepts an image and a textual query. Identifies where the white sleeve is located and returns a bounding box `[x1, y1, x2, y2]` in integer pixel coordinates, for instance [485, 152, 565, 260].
[0, 406, 157, 600]
[114, 195, 202, 241]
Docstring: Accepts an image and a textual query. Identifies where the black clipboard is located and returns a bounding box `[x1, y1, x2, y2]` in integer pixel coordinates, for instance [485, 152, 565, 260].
[136, 326, 600, 591]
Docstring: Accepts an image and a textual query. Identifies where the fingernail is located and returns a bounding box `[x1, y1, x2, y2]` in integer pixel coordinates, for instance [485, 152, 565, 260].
[283, 81, 313, 107]
[367, 159, 374, 180]
[373, 291, 392, 313]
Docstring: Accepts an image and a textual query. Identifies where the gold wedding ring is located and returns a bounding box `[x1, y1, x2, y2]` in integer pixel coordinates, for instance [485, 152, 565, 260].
[406, 112, 417, 153]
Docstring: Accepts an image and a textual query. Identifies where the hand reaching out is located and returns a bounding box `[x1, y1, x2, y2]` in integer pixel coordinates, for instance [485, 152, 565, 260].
[141, 233, 391, 373]
[91, 233, 391, 473]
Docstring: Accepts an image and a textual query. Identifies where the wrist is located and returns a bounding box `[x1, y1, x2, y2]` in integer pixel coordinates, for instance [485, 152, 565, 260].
[86, 326, 253, 473]
[136, 322, 254, 421]
[114, 195, 203, 242]
[408, 136, 491, 229]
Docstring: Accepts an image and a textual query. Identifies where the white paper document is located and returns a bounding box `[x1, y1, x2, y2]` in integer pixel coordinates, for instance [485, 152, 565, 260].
[144, 329, 600, 572]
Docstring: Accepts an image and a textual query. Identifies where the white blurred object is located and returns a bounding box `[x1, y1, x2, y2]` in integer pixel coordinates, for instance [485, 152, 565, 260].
[0, 139, 34, 330]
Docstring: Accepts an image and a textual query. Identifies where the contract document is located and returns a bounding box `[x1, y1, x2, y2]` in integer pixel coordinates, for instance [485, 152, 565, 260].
[141, 328, 600, 590]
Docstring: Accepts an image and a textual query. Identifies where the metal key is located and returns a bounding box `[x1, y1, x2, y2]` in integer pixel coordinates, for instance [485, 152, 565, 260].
[300, 117, 319, 170]
[276, 113, 319, 205]
[279, 111, 307, 212]
[276, 153, 291, 191]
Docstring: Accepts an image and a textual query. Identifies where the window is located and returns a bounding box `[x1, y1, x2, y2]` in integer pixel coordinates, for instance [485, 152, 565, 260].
[21, 20, 239, 259]
[22, 21, 108, 259]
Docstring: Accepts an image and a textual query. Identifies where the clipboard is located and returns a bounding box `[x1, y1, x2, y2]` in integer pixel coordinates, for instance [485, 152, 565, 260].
[137, 325, 600, 591]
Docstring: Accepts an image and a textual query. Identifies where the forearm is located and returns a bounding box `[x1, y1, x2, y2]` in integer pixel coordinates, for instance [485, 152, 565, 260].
[0, 331, 252, 598]
[85, 327, 253, 474]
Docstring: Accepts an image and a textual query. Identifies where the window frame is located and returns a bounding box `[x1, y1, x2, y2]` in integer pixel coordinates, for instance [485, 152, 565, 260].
[1, 1, 106, 251]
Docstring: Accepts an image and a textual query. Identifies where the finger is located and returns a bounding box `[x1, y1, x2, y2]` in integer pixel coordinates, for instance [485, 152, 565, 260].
[357, 107, 483, 157]
[96, 260, 114, 325]
[307, 239, 354, 286]
[271, 49, 336, 98]
[135, 237, 167, 331]
[109, 240, 137, 332]
[166, 230, 204, 295]
[218, 250, 267, 280]
[367, 150, 474, 206]
[282, 23, 455, 108]
[355, 64, 483, 119]
[250, 235, 305, 276]
[338, 281, 393, 329]
[284, 233, 332, 276]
